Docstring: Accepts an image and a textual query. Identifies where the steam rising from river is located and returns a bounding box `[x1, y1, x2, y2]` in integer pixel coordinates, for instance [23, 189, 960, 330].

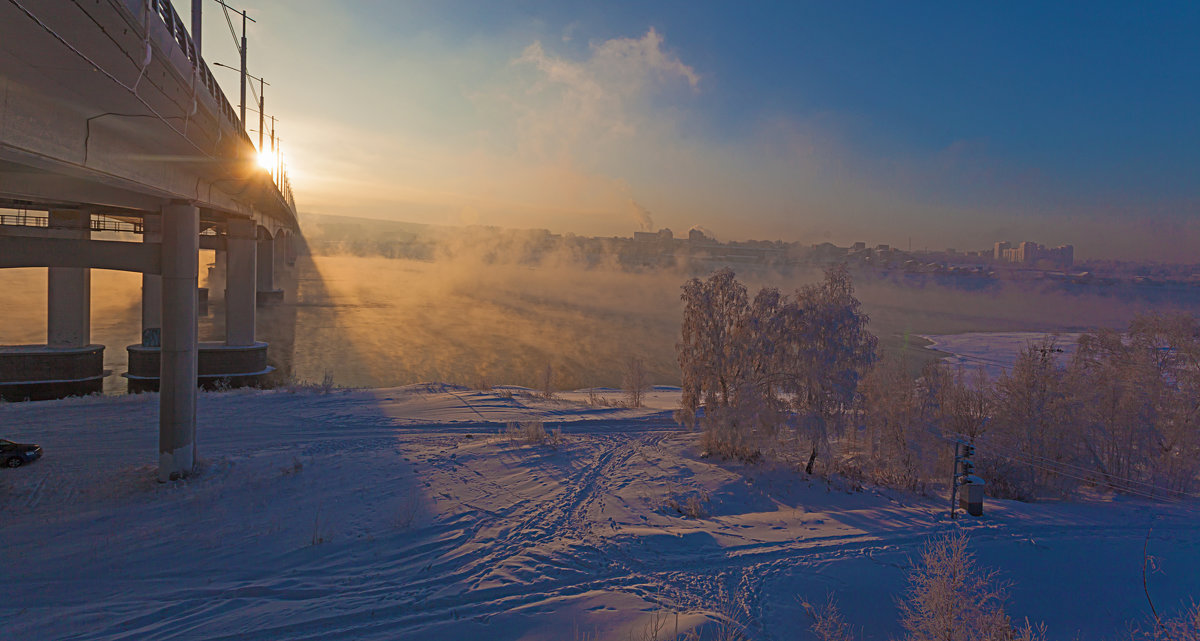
[2, 218, 1199, 394]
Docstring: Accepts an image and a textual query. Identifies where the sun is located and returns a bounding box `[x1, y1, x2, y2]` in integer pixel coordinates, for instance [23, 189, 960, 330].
[257, 151, 274, 171]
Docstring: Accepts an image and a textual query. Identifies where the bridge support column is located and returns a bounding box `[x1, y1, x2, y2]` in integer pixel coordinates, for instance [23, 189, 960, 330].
[273, 231, 287, 273]
[226, 219, 257, 346]
[207, 250, 226, 302]
[47, 210, 91, 348]
[257, 233, 274, 291]
[141, 214, 162, 346]
[257, 231, 282, 304]
[159, 201, 199, 482]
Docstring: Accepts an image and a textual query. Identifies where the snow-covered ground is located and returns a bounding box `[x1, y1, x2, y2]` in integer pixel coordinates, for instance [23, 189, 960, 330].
[921, 332, 1082, 378]
[2, 385, 1198, 640]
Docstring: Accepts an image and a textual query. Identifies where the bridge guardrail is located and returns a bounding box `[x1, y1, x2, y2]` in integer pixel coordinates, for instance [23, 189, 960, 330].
[0, 213, 144, 234]
[142, 0, 295, 215]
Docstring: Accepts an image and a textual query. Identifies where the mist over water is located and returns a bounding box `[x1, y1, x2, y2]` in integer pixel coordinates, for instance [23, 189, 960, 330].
[0, 268, 142, 394]
[3, 221, 1199, 395]
[268, 253, 686, 390]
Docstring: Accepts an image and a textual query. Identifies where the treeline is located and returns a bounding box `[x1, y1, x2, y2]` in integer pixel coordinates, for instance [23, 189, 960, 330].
[678, 268, 1200, 500]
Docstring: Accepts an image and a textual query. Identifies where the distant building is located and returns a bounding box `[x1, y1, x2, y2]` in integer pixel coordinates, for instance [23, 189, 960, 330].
[634, 228, 674, 243]
[994, 240, 1074, 268]
[851, 241, 867, 252]
[994, 241, 1011, 261]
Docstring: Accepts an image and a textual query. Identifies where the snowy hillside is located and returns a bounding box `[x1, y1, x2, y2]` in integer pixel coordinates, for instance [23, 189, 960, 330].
[2, 385, 1198, 640]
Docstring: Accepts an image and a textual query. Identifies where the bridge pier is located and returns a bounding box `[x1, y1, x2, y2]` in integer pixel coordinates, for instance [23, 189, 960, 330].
[273, 231, 288, 275]
[0, 210, 104, 401]
[158, 201, 199, 482]
[227, 219, 258, 343]
[207, 250, 227, 302]
[127, 216, 272, 393]
[285, 231, 297, 266]
[47, 210, 92, 349]
[141, 214, 163, 346]
[257, 229, 283, 304]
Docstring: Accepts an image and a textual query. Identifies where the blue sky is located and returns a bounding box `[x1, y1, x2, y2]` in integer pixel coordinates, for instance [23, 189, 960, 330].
[200, 1, 1200, 260]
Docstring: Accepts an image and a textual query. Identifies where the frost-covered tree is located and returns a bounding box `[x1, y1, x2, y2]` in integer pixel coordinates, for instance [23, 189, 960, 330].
[677, 268, 748, 427]
[731, 286, 792, 444]
[1126, 313, 1200, 494]
[855, 358, 939, 490]
[677, 266, 875, 470]
[1068, 313, 1200, 495]
[1069, 328, 1161, 489]
[778, 265, 878, 473]
[988, 337, 1076, 498]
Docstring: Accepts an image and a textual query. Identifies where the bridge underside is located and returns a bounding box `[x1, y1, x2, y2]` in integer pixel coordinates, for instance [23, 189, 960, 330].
[0, 0, 300, 481]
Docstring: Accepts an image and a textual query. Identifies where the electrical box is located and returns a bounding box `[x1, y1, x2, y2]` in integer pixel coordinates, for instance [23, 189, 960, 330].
[959, 475, 985, 517]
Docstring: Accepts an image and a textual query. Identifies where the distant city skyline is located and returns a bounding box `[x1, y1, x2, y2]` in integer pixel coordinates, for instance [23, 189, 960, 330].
[209, 1, 1200, 261]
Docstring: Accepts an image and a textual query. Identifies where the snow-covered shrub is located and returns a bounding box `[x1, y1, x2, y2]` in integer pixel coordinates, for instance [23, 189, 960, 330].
[698, 405, 764, 464]
[1127, 602, 1200, 641]
[586, 387, 613, 407]
[281, 370, 340, 395]
[623, 356, 650, 408]
[505, 420, 547, 444]
[318, 370, 336, 394]
[801, 595, 857, 641]
[898, 532, 1045, 641]
[665, 492, 709, 519]
[539, 364, 555, 399]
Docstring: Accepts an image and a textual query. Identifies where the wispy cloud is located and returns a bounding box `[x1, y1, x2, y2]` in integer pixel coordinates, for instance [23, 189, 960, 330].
[252, 6, 1197, 261]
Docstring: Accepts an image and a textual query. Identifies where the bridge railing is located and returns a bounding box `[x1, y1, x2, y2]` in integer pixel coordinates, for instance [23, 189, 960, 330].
[0, 212, 145, 234]
[140, 0, 296, 215]
[146, 0, 246, 148]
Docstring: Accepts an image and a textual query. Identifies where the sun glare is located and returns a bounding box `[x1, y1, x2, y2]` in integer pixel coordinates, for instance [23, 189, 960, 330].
[257, 151, 273, 171]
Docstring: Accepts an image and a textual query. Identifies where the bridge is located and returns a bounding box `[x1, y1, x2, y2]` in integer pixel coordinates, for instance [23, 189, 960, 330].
[0, 0, 301, 481]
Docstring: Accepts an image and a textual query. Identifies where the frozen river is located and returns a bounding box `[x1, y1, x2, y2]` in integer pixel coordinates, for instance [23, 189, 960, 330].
[921, 331, 1082, 378]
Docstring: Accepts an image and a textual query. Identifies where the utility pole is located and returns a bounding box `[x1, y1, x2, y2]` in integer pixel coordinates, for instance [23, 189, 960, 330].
[191, 1, 201, 58]
[212, 63, 267, 154]
[239, 10, 247, 128]
[212, 0, 255, 130]
[949, 440, 977, 519]
[257, 76, 265, 151]
[949, 441, 960, 519]
[268, 115, 277, 178]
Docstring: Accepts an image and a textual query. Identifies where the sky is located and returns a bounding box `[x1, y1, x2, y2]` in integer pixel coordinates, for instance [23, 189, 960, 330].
[194, 1, 1200, 261]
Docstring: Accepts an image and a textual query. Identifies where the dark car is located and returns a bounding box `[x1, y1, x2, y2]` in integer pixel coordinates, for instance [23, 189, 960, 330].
[1, 439, 42, 468]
